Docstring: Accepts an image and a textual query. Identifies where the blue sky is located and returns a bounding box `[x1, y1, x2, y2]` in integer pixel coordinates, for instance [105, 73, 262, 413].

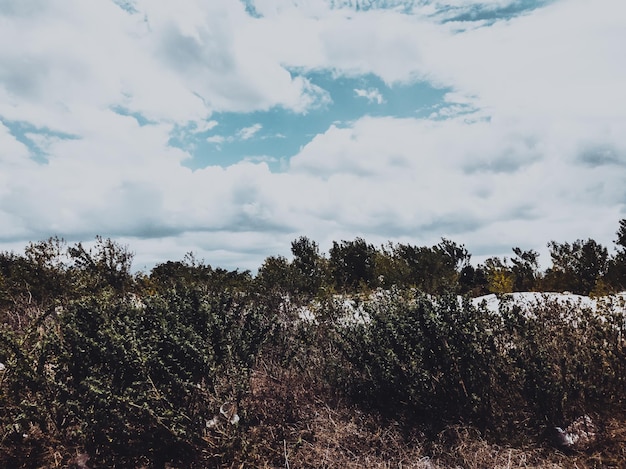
[177, 73, 449, 170]
[0, 0, 625, 272]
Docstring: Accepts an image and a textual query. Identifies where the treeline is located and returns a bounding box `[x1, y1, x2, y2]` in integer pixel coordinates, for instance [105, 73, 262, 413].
[258, 219, 626, 297]
[1, 221, 625, 305]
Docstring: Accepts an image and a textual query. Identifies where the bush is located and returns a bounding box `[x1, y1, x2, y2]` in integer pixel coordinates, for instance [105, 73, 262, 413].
[0, 286, 273, 467]
[333, 292, 499, 430]
[332, 290, 626, 441]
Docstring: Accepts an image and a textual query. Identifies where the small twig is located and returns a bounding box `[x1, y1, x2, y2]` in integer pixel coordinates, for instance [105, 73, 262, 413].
[284, 439, 290, 469]
[325, 404, 337, 427]
[147, 373, 161, 399]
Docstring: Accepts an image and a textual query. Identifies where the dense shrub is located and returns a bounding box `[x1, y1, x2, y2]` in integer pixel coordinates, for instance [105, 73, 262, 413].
[333, 292, 499, 430]
[332, 291, 626, 440]
[0, 287, 273, 467]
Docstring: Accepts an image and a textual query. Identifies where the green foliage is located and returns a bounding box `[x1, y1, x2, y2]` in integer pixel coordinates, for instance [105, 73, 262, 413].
[545, 239, 608, 294]
[482, 249, 543, 294]
[61, 289, 268, 458]
[333, 292, 500, 430]
[68, 236, 134, 294]
[329, 238, 378, 291]
[607, 219, 626, 291]
[616, 219, 626, 250]
[2, 225, 626, 466]
[458, 264, 490, 296]
[483, 257, 515, 294]
[498, 296, 626, 427]
[256, 255, 293, 294]
[0, 237, 72, 309]
[331, 291, 626, 438]
[390, 239, 470, 294]
[150, 254, 252, 296]
[0, 283, 272, 466]
[290, 236, 324, 296]
[510, 247, 540, 291]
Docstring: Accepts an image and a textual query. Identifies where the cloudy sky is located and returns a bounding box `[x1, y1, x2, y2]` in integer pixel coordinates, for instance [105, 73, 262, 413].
[1, 0, 625, 272]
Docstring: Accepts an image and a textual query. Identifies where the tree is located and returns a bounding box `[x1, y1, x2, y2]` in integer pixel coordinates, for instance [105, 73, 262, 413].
[290, 236, 323, 295]
[545, 239, 608, 295]
[482, 257, 514, 294]
[373, 243, 409, 289]
[458, 264, 489, 296]
[393, 239, 470, 294]
[256, 255, 292, 293]
[607, 219, 626, 290]
[0, 237, 74, 308]
[510, 247, 539, 291]
[437, 238, 472, 272]
[329, 238, 377, 291]
[68, 236, 134, 294]
[616, 219, 626, 250]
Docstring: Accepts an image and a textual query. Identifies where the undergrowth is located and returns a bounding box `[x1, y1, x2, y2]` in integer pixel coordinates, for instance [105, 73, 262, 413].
[0, 283, 625, 467]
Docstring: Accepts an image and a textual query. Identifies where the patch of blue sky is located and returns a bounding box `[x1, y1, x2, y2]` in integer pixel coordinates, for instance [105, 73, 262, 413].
[179, 71, 449, 171]
[326, 0, 419, 13]
[111, 0, 138, 14]
[111, 105, 154, 126]
[240, 0, 262, 18]
[439, 0, 556, 24]
[2, 119, 79, 164]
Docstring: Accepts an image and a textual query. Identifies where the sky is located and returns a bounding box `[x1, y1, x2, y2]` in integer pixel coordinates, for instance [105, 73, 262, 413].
[0, 0, 625, 273]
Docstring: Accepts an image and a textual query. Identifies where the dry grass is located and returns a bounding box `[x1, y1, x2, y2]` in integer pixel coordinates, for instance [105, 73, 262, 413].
[237, 363, 626, 469]
[3, 361, 626, 468]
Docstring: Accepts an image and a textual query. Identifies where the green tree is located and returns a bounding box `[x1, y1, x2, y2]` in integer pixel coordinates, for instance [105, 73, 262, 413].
[329, 238, 377, 291]
[616, 218, 626, 248]
[256, 255, 292, 293]
[607, 219, 626, 290]
[373, 243, 409, 289]
[0, 237, 75, 311]
[544, 239, 608, 295]
[290, 236, 323, 296]
[458, 264, 489, 296]
[510, 247, 539, 291]
[68, 236, 134, 294]
[150, 252, 213, 290]
[393, 239, 470, 294]
[483, 257, 514, 294]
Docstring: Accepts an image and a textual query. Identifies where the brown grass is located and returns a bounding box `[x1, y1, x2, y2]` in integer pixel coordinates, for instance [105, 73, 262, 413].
[4, 361, 626, 468]
[235, 363, 626, 469]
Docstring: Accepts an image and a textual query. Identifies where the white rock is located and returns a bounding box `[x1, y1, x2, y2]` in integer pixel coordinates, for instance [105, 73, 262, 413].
[555, 415, 597, 451]
[220, 402, 240, 425]
[206, 416, 219, 429]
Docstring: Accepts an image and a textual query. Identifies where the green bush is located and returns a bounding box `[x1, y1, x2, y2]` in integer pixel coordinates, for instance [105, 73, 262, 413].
[0, 286, 273, 467]
[333, 292, 499, 428]
[332, 290, 626, 440]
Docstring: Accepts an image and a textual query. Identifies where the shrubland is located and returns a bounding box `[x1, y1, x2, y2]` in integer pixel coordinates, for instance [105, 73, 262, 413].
[1, 222, 626, 467]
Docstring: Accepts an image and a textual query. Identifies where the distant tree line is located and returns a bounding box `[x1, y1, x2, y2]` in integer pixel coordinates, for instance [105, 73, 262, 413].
[1, 220, 626, 308]
[257, 219, 626, 297]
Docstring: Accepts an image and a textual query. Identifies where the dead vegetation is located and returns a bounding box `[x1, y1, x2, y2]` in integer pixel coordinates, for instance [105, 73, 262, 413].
[229, 363, 626, 469]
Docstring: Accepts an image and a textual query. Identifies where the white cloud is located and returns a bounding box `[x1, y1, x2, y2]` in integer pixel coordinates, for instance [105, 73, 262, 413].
[286, 113, 626, 263]
[206, 135, 226, 144]
[193, 120, 219, 133]
[354, 87, 385, 104]
[0, 0, 625, 272]
[237, 123, 263, 140]
[206, 123, 263, 146]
